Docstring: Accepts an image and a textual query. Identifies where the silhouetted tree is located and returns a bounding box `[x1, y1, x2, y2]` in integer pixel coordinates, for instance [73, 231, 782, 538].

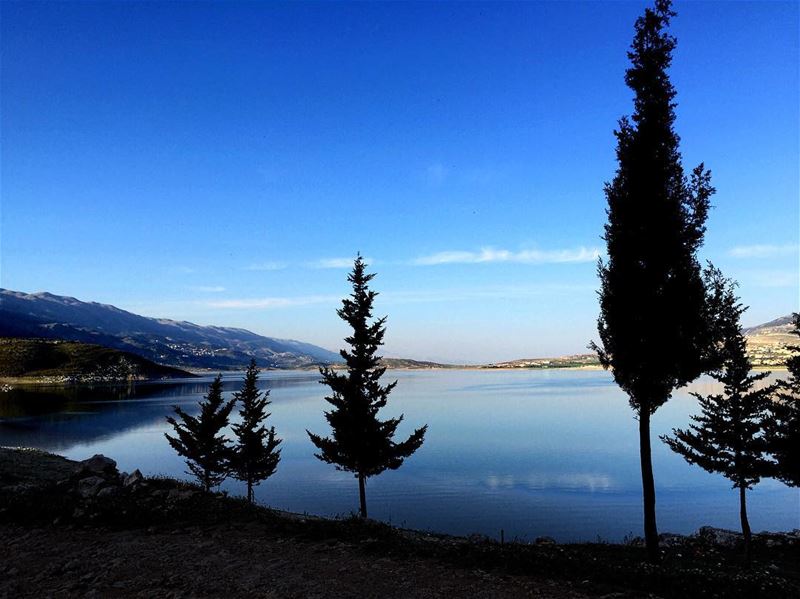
[661, 285, 775, 564]
[165, 374, 235, 491]
[592, 0, 724, 562]
[767, 313, 800, 486]
[230, 359, 282, 502]
[307, 255, 427, 518]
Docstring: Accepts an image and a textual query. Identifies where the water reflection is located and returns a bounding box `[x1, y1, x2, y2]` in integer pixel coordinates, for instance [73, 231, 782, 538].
[0, 369, 796, 541]
[484, 473, 615, 493]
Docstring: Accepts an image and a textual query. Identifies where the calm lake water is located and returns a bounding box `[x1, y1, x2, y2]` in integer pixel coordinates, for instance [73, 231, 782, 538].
[1, 369, 797, 542]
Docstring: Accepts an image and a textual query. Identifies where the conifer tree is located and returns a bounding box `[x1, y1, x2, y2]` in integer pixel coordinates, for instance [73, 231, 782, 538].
[592, 0, 723, 561]
[767, 313, 800, 486]
[230, 359, 282, 503]
[307, 255, 427, 518]
[662, 286, 775, 564]
[165, 374, 235, 491]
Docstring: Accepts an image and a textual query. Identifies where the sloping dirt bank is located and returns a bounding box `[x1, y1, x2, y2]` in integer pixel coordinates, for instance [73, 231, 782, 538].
[1, 448, 797, 598]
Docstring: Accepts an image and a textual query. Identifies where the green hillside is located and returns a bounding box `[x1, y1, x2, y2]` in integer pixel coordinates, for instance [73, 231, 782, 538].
[0, 338, 195, 383]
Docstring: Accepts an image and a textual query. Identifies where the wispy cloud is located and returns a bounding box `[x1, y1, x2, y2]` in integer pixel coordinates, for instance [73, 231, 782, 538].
[306, 257, 372, 269]
[381, 284, 593, 304]
[207, 295, 339, 309]
[728, 243, 799, 259]
[202, 283, 590, 311]
[413, 246, 601, 266]
[242, 261, 287, 271]
[189, 285, 225, 293]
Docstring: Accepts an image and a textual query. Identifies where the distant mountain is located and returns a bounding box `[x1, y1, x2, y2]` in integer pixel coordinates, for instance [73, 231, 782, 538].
[380, 358, 460, 369]
[0, 289, 341, 369]
[743, 313, 796, 368]
[0, 338, 194, 382]
[483, 315, 798, 370]
[484, 354, 600, 369]
[742, 314, 795, 335]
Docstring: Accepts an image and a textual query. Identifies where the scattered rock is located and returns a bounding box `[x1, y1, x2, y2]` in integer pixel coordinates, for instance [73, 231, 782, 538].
[698, 527, 742, 547]
[77, 476, 107, 499]
[122, 470, 144, 488]
[658, 532, 687, 548]
[78, 455, 118, 477]
[96, 486, 122, 499]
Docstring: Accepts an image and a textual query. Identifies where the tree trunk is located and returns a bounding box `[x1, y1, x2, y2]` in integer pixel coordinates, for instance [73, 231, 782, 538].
[639, 409, 659, 562]
[739, 485, 752, 566]
[358, 472, 367, 518]
[247, 477, 254, 503]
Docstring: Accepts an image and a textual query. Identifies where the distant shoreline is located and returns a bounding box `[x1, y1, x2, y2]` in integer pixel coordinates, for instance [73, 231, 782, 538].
[2, 364, 787, 386]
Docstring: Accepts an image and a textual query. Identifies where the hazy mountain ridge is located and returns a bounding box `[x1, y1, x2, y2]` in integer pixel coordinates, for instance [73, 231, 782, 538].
[0, 289, 341, 369]
[486, 315, 797, 369]
[485, 354, 600, 369]
[742, 314, 796, 367]
[0, 338, 195, 383]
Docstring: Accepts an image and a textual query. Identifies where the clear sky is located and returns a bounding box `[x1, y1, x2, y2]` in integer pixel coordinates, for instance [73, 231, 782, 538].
[2, 1, 798, 363]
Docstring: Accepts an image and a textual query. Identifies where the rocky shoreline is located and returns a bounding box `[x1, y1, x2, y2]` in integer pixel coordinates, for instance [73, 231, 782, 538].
[1, 448, 798, 598]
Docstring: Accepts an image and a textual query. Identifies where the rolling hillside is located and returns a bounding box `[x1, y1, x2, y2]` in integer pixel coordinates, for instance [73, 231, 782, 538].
[743, 314, 797, 367]
[0, 289, 341, 370]
[0, 338, 194, 383]
[487, 315, 797, 370]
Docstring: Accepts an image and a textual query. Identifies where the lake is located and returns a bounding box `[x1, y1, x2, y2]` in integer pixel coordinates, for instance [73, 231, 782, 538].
[1, 369, 797, 542]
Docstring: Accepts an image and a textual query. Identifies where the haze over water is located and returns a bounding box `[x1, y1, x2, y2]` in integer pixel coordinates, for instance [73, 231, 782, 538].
[1, 369, 797, 542]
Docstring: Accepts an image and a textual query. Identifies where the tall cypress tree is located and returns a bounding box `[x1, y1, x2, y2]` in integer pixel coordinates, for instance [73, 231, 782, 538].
[661, 285, 775, 564]
[592, 0, 722, 562]
[767, 313, 800, 486]
[165, 374, 235, 491]
[230, 359, 282, 503]
[307, 255, 427, 518]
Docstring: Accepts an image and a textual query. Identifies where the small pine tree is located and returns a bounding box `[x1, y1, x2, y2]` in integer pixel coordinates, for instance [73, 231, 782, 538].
[307, 255, 427, 518]
[230, 359, 282, 503]
[661, 287, 775, 564]
[767, 313, 800, 487]
[165, 374, 235, 491]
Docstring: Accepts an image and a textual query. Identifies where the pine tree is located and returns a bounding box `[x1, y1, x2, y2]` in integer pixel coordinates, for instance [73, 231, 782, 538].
[662, 286, 776, 564]
[230, 359, 282, 503]
[592, 0, 723, 562]
[307, 255, 427, 518]
[165, 374, 235, 491]
[767, 313, 800, 486]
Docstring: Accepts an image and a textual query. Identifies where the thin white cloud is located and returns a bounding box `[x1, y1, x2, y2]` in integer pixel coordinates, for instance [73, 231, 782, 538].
[728, 243, 799, 259]
[190, 286, 226, 293]
[381, 284, 593, 304]
[413, 246, 601, 266]
[243, 261, 287, 271]
[202, 283, 590, 311]
[207, 295, 339, 310]
[306, 257, 372, 269]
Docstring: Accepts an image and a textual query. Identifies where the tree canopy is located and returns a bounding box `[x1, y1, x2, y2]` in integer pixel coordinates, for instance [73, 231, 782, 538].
[165, 374, 235, 491]
[768, 313, 800, 487]
[307, 255, 427, 518]
[592, 0, 723, 561]
[230, 359, 282, 503]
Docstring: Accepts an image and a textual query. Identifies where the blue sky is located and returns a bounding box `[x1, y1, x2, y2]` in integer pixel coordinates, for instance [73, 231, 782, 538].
[2, 1, 798, 363]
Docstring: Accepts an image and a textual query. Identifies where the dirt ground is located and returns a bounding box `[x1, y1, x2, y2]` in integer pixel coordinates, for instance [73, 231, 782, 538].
[0, 522, 591, 599]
